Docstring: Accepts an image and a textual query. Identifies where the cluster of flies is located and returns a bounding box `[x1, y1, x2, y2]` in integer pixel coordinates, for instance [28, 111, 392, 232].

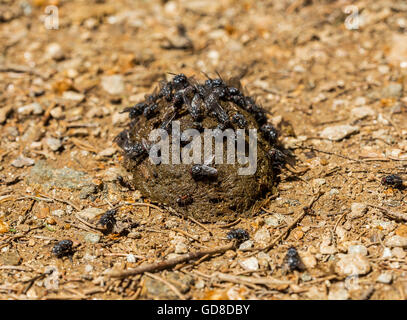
[52, 209, 119, 258]
[115, 73, 286, 208]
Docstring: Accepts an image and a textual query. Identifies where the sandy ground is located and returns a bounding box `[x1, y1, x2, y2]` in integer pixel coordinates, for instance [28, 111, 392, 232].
[0, 0, 407, 300]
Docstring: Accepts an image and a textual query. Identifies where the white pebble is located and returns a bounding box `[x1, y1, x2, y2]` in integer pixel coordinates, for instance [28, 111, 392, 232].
[320, 125, 359, 141]
[253, 227, 271, 246]
[46, 43, 64, 61]
[46, 137, 62, 151]
[392, 247, 406, 259]
[385, 235, 407, 248]
[348, 245, 368, 256]
[351, 106, 375, 120]
[335, 253, 371, 276]
[239, 240, 254, 251]
[382, 247, 392, 259]
[78, 207, 104, 221]
[101, 75, 124, 95]
[376, 272, 392, 284]
[349, 203, 367, 219]
[18, 102, 43, 116]
[11, 156, 35, 168]
[126, 254, 136, 263]
[239, 257, 259, 271]
[85, 265, 93, 273]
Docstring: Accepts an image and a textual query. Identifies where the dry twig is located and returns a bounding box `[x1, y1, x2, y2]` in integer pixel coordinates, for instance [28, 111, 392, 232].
[107, 241, 237, 279]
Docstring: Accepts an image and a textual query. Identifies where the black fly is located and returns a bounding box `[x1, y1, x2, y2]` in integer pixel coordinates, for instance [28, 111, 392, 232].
[282, 247, 304, 273]
[226, 229, 249, 243]
[268, 149, 286, 168]
[191, 164, 218, 180]
[381, 174, 403, 189]
[260, 124, 279, 145]
[120, 102, 147, 119]
[232, 113, 247, 128]
[52, 240, 73, 258]
[97, 208, 117, 232]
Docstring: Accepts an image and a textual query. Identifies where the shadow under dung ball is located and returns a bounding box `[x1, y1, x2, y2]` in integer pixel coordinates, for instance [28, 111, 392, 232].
[114, 74, 285, 222]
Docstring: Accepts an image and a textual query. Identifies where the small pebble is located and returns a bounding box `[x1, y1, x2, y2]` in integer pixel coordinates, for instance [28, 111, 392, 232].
[239, 257, 259, 271]
[354, 97, 367, 106]
[18, 102, 43, 116]
[46, 43, 64, 61]
[382, 83, 403, 98]
[101, 75, 124, 95]
[253, 227, 271, 246]
[195, 279, 205, 289]
[300, 251, 317, 269]
[174, 241, 188, 254]
[382, 247, 392, 259]
[320, 125, 359, 141]
[385, 235, 407, 248]
[45, 137, 62, 151]
[97, 147, 117, 157]
[348, 244, 368, 256]
[112, 111, 128, 125]
[239, 240, 254, 251]
[391, 247, 406, 259]
[349, 203, 368, 219]
[335, 253, 371, 276]
[50, 107, 64, 120]
[126, 254, 136, 263]
[328, 284, 349, 300]
[77, 207, 104, 221]
[301, 272, 312, 282]
[62, 91, 85, 102]
[313, 178, 326, 186]
[351, 106, 375, 120]
[85, 264, 93, 273]
[376, 272, 392, 284]
[84, 232, 101, 244]
[329, 188, 340, 196]
[11, 156, 35, 168]
[264, 216, 279, 227]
